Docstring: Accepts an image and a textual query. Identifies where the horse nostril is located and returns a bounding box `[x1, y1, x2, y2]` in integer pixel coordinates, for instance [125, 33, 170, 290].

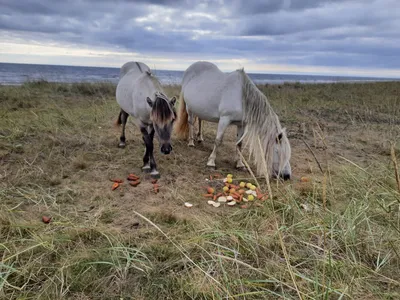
[161, 145, 172, 155]
[283, 174, 291, 181]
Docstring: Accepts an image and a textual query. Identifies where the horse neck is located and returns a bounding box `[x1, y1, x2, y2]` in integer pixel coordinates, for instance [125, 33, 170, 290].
[241, 71, 281, 175]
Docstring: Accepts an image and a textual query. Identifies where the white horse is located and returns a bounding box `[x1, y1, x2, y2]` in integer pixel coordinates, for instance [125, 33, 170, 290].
[175, 61, 291, 179]
[116, 61, 176, 178]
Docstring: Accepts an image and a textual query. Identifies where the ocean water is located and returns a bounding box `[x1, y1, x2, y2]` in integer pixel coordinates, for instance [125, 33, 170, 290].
[0, 62, 396, 85]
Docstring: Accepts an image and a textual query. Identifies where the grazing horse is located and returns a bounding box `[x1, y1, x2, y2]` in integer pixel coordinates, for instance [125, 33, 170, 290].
[116, 61, 176, 178]
[175, 61, 291, 180]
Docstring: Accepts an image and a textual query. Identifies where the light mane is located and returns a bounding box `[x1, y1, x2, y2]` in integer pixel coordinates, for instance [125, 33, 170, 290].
[239, 69, 286, 176]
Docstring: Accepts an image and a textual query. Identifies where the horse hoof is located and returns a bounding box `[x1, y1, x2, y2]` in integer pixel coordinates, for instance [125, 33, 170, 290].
[142, 165, 151, 173]
[150, 171, 160, 179]
[236, 165, 247, 171]
[118, 143, 126, 148]
[206, 163, 216, 169]
[188, 142, 195, 147]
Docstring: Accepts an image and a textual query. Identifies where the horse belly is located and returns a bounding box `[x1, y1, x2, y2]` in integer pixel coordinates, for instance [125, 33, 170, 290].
[183, 81, 222, 123]
[185, 94, 220, 122]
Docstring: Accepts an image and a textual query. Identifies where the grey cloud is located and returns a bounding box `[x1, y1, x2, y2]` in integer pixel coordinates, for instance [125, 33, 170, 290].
[236, 0, 395, 36]
[0, 0, 399, 72]
[228, 0, 369, 16]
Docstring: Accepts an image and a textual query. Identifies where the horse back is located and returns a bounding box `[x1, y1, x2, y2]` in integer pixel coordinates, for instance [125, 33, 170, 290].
[119, 61, 150, 79]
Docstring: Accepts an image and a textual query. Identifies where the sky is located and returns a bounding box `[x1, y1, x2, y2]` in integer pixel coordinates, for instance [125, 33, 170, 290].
[1, 0, 400, 77]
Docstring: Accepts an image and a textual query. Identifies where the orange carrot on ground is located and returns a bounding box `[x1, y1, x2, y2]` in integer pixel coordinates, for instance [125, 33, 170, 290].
[203, 193, 214, 198]
[213, 195, 217, 201]
[112, 182, 120, 190]
[153, 184, 159, 194]
[129, 180, 141, 187]
[110, 178, 124, 183]
[231, 192, 241, 198]
[42, 216, 52, 223]
[206, 187, 215, 194]
[127, 174, 140, 181]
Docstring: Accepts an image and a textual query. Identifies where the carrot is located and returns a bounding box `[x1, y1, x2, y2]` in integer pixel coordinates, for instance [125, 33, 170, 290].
[215, 192, 223, 198]
[129, 180, 141, 187]
[42, 216, 52, 224]
[213, 195, 217, 201]
[112, 182, 120, 190]
[209, 175, 213, 180]
[231, 194, 239, 200]
[151, 179, 158, 184]
[231, 192, 241, 198]
[206, 187, 215, 194]
[203, 193, 214, 198]
[110, 178, 123, 183]
[240, 205, 248, 209]
[256, 188, 266, 200]
[153, 184, 159, 194]
[127, 174, 140, 181]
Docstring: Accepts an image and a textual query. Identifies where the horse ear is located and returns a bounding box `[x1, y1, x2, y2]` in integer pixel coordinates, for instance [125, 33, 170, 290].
[276, 128, 286, 142]
[276, 132, 283, 143]
[170, 96, 176, 106]
[146, 97, 153, 107]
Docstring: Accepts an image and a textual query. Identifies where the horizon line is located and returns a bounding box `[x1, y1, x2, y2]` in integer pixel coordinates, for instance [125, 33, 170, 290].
[1, 60, 400, 80]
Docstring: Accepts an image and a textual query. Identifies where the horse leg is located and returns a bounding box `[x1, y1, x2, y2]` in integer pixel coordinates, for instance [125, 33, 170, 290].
[197, 118, 204, 142]
[207, 117, 230, 168]
[235, 124, 245, 169]
[141, 126, 153, 172]
[140, 125, 159, 178]
[118, 109, 129, 148]
[188, 111, 195, 147]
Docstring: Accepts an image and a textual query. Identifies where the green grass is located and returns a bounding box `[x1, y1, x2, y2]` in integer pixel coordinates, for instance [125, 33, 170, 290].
[0, 81, 399, 299]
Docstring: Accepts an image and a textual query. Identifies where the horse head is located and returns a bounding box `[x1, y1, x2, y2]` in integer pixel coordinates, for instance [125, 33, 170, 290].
[146, 92, 176, 155]
[272, 128, 292, 180]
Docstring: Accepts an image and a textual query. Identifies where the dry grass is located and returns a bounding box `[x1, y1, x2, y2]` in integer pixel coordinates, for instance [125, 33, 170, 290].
[1, 80, 400, 299]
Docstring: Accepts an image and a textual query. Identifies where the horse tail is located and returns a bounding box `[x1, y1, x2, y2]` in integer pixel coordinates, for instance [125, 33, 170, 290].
[115, 110, 123, 127]
[175, 91, 189, 139]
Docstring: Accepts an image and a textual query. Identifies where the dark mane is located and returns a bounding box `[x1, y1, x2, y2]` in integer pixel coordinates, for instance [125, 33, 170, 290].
[151, 93, 175, 125]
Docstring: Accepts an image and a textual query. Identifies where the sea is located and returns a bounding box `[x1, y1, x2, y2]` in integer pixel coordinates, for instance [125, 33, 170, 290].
[0, 62, 397, 86]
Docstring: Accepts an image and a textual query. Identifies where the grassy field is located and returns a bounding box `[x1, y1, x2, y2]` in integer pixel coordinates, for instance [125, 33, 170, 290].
[0, 80, 399, 299]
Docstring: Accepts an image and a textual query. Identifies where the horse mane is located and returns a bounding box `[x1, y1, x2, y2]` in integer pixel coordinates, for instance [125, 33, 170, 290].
[151, 91, 175, 126]
[239, 69, 285, 176]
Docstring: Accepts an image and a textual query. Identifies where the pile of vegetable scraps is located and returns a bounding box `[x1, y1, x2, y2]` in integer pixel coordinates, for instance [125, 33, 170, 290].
[185, 173, 268, 209]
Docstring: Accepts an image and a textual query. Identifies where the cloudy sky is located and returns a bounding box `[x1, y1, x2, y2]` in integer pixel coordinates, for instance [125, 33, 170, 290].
[1, 0, 399, 77]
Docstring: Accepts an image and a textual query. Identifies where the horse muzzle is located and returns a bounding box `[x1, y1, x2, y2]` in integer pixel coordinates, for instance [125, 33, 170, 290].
[160, 144, 172, 155]
[272, 172, 291, 181]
